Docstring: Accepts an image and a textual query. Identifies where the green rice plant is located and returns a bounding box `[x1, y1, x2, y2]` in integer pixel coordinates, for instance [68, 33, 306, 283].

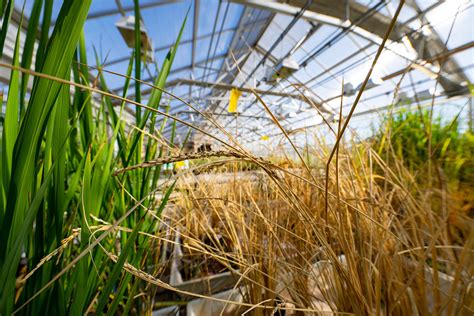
[1, 2, 92, 313]
[0, 1, 188, 314]
[375, 109, 474, 187]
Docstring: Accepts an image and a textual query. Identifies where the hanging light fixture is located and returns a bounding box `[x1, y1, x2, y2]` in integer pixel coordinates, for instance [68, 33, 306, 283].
[396, 91, 410, 103]
[356, 76, 383, 90]
[115, 15, 154, 63]
[415, 88, 437, 101]
[287, 111, 297, 118]
[264, 57, 300, 84]
[343, 82, 356, 96]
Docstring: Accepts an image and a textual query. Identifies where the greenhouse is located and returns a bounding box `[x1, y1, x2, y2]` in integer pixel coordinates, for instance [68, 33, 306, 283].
[0, 0, 472, 315]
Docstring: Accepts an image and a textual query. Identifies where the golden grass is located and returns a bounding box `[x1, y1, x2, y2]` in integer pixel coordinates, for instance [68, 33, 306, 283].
[153, 139, 474, 315]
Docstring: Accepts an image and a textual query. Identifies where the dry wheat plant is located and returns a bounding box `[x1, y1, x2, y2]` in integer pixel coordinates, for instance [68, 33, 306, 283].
[0, 0, 472, 315]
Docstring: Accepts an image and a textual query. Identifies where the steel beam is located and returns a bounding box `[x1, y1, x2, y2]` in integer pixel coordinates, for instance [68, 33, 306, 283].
[243, 54, 474, 142]
[76, 0, 178, 23]
[113, 45, 255, 97]
[231, 0, 468, 96]
[101, 18, 268, 67]
[163, 78, 332, 112]
[228, 0, 400, 44]
[111, 54, 226, 96]
[207, 6, 275, 120]
[406, 0, 470, 97]
[192, 0, 200, 74]
[190, 0, 200, 98]
[248, 92, 472, 144]
[382, 41, 474, 81]
[212, 7, 273, 93]
[218, 0, 464, 135]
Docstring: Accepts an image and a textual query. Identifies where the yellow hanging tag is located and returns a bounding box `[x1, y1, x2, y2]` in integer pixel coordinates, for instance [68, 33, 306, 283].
[261, 135, 269, 141]
[175, 161, 186, 168]
[228, 88, 242, 113]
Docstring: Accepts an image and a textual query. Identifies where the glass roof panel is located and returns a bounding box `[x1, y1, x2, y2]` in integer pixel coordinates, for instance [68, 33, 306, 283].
[427, 1, 473, 50]
[12, 0, 473, 144]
